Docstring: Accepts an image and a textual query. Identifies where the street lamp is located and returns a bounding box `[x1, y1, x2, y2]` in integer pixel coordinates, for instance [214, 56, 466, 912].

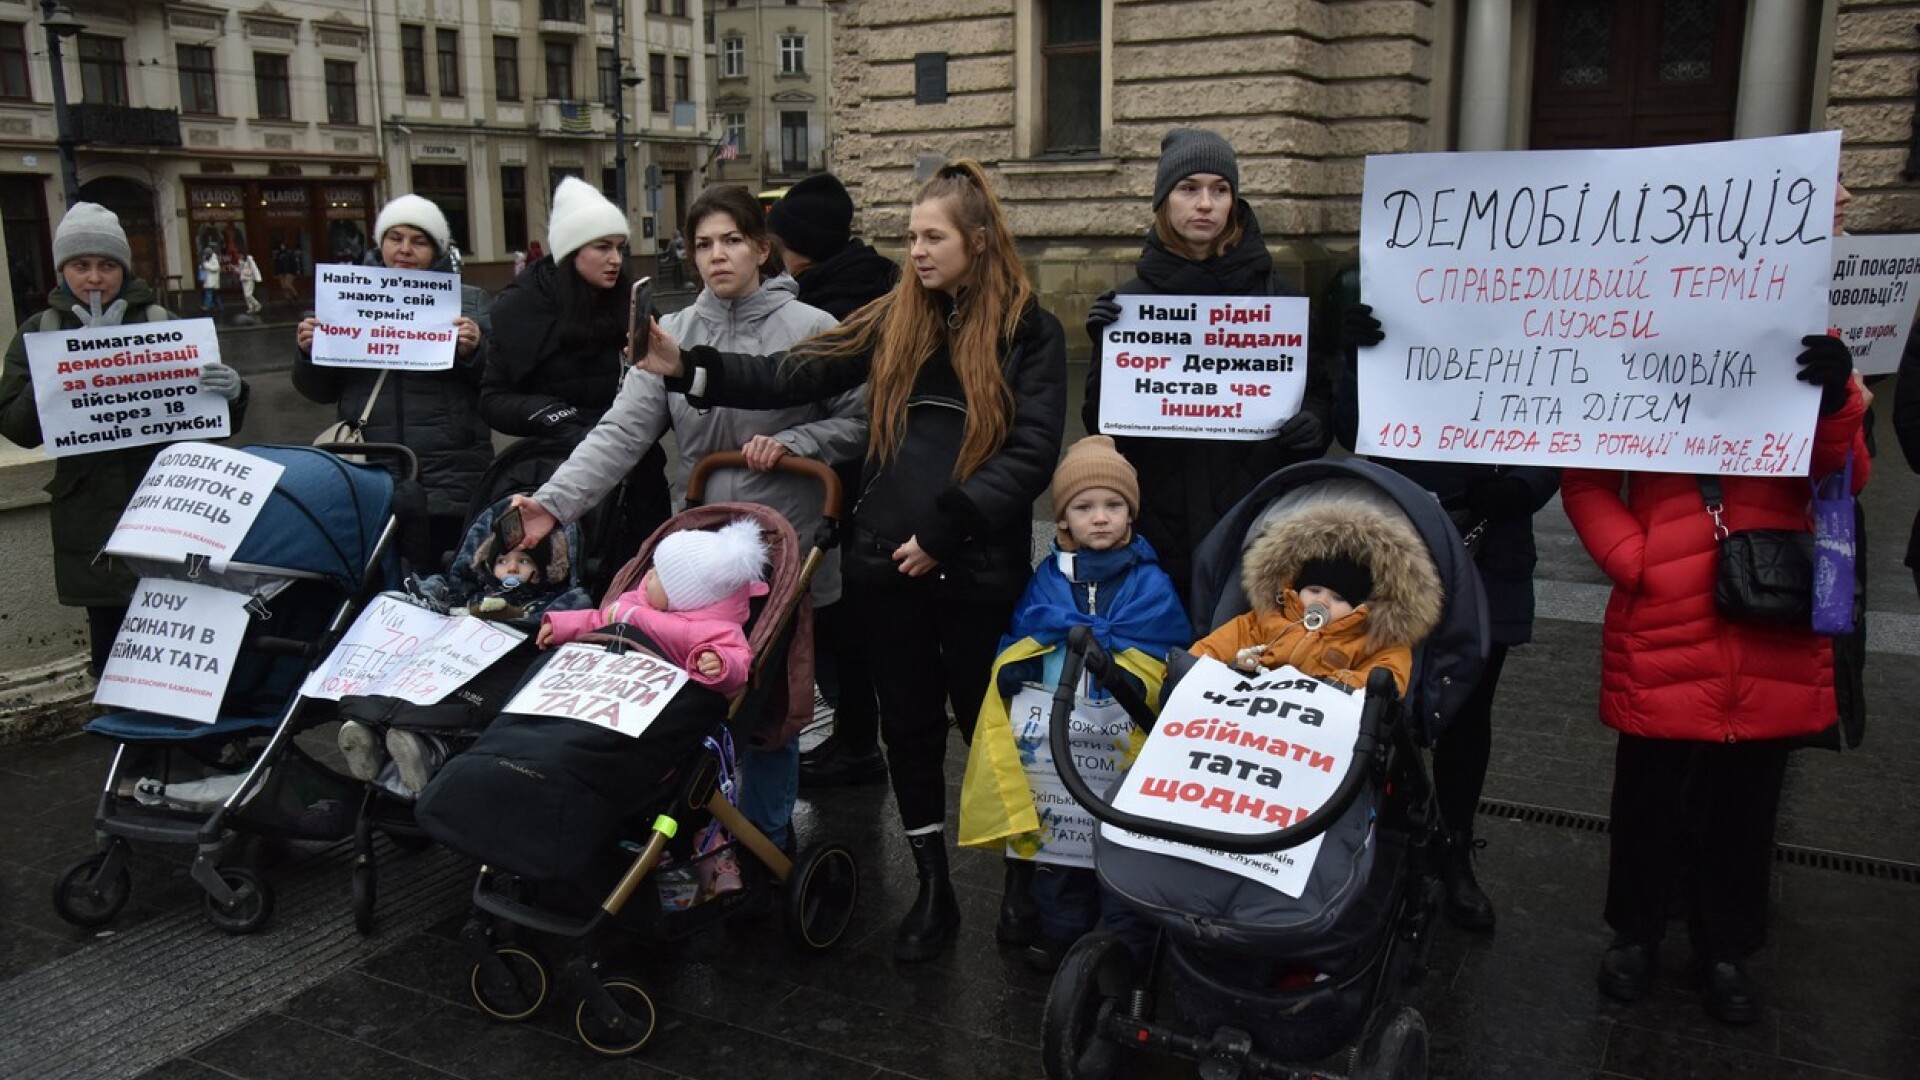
[41, 0, 83, 206]
[611, 1, 643, 212]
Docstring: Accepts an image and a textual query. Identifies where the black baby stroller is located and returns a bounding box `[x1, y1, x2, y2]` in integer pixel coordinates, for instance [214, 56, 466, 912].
[1038, 457, 1487, 1080]
[413, 453, 860, 1056]
[336, 493, 594, 934]
[52, 444, 409, 935]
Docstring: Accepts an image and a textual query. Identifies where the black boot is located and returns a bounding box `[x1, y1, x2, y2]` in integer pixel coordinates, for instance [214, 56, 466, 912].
[1440, 829, 1496, 931]
[896, 832, 960, 962]
[996, 859, 1038, 946]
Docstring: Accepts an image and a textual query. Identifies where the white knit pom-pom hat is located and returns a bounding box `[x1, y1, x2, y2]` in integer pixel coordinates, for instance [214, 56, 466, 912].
[652, 518, 767, 611]
[547, 175, 630, 263]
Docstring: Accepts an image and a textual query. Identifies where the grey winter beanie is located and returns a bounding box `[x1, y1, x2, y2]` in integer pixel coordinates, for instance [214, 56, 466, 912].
[1152, 129, 1240, 209]
[53, 201, 132, 273]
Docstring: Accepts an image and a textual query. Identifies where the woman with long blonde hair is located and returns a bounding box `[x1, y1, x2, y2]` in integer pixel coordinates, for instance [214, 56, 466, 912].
[637, 160, 1068, 960]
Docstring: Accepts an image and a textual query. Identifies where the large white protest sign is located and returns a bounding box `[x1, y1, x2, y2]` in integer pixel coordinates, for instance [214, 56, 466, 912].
[1829, 234, 1920, 375]
[1004, 684, 1136, 869]
[310, 264, 460, 371]
[104, 444, 284, 572]
[1358, 131, 1841, 476]
[94, 579, 252, 723]
[1094, 295, 1311, 440]
[500, 643, 689, 737]
[25, 317, 229, 456]
[1103, 658, 1363, 898]
[301, 593, 527, 704]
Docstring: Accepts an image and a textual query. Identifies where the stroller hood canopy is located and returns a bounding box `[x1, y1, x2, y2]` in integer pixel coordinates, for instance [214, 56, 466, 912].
[226, 445, 396, 586]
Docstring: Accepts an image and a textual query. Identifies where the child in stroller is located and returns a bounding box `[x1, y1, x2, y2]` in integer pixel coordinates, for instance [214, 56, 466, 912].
[1037, 458, 1486, 1080]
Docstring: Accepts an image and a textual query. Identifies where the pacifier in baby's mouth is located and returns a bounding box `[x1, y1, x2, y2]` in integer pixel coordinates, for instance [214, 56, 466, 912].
[1301, 602, 1332, 632]
[499, 574, 525, 590]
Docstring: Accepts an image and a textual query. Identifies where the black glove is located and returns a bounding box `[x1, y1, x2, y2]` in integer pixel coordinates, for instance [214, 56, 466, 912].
[1340, 303, 1384, 350]
[1274, 410, 1325, 451]
[1085, 290, 1121, 342]
[1796, 333, 1853, 416]
[1466, 472, 1535, 518]
[531, 401, 583, 431]
[996, 657, 1044, 700]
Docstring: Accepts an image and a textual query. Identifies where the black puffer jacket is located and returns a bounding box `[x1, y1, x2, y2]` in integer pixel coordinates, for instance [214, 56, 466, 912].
[794, 240, 899, 321]
[1082, 202, 1335, 603]
[292, 249, 492, 519]
[677, 301, 1067, 601]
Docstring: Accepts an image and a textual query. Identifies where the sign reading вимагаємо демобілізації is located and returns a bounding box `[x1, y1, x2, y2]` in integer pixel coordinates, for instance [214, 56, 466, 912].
[1095, 295, 1310, 441]
[310, 265, 460, 371]
[1358, 131, 1841, 476]
[25, 317, 229, 457]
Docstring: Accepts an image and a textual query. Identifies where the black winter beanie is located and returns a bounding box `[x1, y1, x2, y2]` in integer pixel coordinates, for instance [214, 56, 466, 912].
[768, 173, 854, 261]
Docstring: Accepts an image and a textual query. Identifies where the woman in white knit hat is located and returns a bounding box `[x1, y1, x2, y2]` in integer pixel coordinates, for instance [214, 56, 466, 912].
[292, 192, 494, 562]
[480, 176, 671, 594]
[0, 202, 249, 675]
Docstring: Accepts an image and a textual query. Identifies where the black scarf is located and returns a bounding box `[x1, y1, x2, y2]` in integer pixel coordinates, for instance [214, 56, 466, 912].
[1133, 200, 1273, 297]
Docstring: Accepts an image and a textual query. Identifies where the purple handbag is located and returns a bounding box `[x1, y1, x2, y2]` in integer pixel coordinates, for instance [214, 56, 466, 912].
[1811, 452, 1857, 637]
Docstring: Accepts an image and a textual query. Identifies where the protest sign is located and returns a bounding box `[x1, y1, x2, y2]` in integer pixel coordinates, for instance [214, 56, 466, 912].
[1094, 295, 1311, 440]
[301, 593, 527, 704]
[94, 579, 252, 723]
[104, 443, 283, 572]
[1358, 131, 1841, 476]
[1102, 657, 1363, 898]
[499, 643, 689, 737]
[1829, 234, 1920, 375]
[1003, 684, 1137, 869]
[310, 264, 460, 371]
[25, 316, 228, 456]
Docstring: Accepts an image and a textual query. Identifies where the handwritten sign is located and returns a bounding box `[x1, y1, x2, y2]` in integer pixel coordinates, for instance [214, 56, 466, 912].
[1102, 658, 1362, 898]
[301, 593, 527, 704]
[1358, 131, 1840, 476]
[1829, 234, 1920, 375]
[311, 264, 459, 370]
[499, 643, 689, 737]
[1004, 684, 1136, 869]
[1095, 295, 1310, 440]
[104, 443, 284, 572]
[25, 317, 228, 456]
[94, 579, 252, 723]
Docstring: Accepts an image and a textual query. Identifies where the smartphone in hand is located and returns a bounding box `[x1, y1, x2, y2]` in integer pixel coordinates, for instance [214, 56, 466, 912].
[495, 505, 526, 550]
[627, 276, 655, 365]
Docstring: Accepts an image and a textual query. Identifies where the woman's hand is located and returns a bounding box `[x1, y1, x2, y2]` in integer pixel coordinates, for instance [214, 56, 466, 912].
[510, 494, 559, 550]
[742, 434, 788, 471]
[296, 316, 318, 352]
[536, 620, 555, 649]
[694, 649, 723, 678]
[892, 535, 939, 577]
[633, 318, 684, 378]
[453, 316, 481, 356]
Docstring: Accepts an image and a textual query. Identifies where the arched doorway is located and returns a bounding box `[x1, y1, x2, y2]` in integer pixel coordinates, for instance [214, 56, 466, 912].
[77, 176, 161, 289]
[1530, 0, 1747, 149]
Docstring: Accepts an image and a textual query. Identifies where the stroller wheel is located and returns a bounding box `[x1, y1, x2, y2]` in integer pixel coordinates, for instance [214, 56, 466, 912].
[350, 860, 376, 935]
[782, 843, 859, 953]
[203, 866, 275, 935]
[1041, 933, 1134, 1080]
[574, 978, 657, 1056]
[52, 852, 132, 928]
[1352, 1006, 1428, 1080]
[471, 946, 549, 1021]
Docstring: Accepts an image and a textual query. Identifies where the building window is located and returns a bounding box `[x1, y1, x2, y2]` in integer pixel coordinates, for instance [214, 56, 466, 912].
[0, 24, 27, 101]
[77, 34, 128, 107]
[324, 60, 358, 124]
[672, 0, 687, 15]
[254, 52, 291, 120]
[778, 35, 805, 75]
[648, 52, 667, 112]
[548, 165, 584, 195]
[436, 28, 461, 97]
[401, 25, 427, 95]
[724, 111, 747, 156]
[494, 36, 520, 101]
[1041, 0, 1100, 153]
[177, 44, 218, 115]
[602, 166, 620, 203]
[412, 164, 469, 254]
[545, 41, 574, 99]
[647, 0, 663, 12]
[541, 0, 585, 20]
[673, 57, 690, 105]
[721, 36, 743, 78]
[597, 48, 618, 106]
[779, 110, 808, 172]
[502, 165, 528, 252]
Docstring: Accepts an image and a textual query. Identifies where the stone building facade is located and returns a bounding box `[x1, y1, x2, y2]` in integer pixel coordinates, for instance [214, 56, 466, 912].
[706, 0, 835, 201]
[828, 0, 1920, 357]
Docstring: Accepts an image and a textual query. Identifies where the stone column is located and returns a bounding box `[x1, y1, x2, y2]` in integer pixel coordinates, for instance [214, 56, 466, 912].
[1734, 0, 1807, 138]
[1458, 0, 1513, 151]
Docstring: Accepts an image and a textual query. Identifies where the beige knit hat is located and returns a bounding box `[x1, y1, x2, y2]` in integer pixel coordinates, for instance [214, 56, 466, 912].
[1051, 435, 1139, 529]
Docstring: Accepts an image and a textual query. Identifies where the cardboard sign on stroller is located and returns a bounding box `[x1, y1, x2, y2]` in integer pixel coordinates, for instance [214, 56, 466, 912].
[500, 643, 689, 738]
[1006, 684, 1136, 869]
[93, 579, 252, 723]
[104, 443, 283, 572]
[301, 593, 527, 704]
[1103, 656, 1364, 898]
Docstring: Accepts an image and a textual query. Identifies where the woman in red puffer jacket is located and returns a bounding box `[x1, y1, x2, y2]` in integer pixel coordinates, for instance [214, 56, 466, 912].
[1562, 332, 1867, 1027]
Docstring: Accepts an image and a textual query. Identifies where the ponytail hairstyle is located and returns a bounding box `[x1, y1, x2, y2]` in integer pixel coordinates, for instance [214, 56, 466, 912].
[683, 184, 785, 281]
[802, 159, 1032, 479]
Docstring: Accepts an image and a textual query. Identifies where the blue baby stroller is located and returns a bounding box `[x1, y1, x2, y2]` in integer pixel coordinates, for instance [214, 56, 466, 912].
[1038, 457, 1487, 1080]
[51, 444, 408, 935]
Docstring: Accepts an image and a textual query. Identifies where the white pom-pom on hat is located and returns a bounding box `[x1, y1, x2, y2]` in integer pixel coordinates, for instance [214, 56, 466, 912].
[651, 517, 767, 611]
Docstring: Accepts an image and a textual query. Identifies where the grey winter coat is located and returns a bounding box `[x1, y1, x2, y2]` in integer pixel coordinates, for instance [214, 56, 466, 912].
[535, 274, 861, 603]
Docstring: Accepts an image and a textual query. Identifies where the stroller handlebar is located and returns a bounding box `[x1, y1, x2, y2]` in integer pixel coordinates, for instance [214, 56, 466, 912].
[1052, 627, 1393, 857]
[684, 451, 843, 550]
[312, 441, 420, 482]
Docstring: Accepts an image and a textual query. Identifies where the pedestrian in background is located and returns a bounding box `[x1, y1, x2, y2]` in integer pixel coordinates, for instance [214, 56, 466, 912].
[237, 252, 263, 315]
[199, 247, 222, 315]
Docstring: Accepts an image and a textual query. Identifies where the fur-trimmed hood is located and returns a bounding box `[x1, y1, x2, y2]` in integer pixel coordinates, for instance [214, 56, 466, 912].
[1242, 499, 1443, 655]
